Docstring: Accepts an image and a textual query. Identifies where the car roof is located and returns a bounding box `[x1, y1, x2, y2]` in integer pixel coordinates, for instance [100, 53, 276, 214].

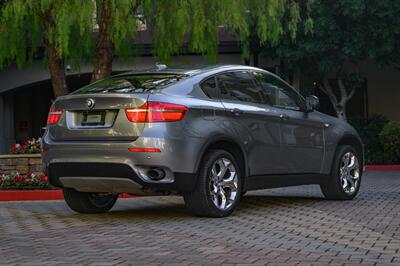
[116, 64, 264, 78]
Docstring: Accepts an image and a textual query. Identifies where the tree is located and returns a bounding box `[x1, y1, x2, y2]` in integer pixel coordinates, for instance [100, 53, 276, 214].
[242, 0, 313, 67]
[0, 0, 305, 97]
[91, 0, 142, 82]
[152, 0, 309, 65]
[0, 0, 94, 97]
[264, 0, 400, 121]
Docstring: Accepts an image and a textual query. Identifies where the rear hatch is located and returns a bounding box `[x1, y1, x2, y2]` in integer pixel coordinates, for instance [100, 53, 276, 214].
[49, 93, 148, 141]
[47, 73, 185, 141]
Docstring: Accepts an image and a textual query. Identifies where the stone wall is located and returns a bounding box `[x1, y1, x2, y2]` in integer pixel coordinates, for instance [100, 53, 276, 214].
[0, 154, 43, 175]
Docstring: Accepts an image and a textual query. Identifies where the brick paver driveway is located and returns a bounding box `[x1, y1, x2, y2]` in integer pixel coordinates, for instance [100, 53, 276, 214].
[0, 171, 399, 266]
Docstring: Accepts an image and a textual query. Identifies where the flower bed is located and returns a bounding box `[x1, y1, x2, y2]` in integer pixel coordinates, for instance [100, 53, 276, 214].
[0, 172, 50, 190]
[10, 138, 41, 154]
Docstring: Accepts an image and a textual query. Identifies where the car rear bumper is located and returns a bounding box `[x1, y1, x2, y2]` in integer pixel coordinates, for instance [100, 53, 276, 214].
[46, 162, 197, 193]
[41, 134, 202, 193]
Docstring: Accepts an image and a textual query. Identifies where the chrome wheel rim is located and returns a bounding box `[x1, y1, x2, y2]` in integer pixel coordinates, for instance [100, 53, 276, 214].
[339, 152, 360, 194]
[209, 158, 239, 210]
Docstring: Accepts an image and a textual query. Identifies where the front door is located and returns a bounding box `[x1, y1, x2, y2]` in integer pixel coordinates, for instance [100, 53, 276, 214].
[252, 71, 325, 174]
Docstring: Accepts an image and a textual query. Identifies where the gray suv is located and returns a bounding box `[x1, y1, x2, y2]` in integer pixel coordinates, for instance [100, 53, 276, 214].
[42, 65, 364, 217]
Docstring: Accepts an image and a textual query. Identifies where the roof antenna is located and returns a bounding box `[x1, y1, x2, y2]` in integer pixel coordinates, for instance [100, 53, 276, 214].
[155, 62, 167, 71]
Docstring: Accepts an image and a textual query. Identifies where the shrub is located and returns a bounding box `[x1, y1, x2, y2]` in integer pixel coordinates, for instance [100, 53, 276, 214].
[379, 122, 400, 164]
[349, 115, 389, 164]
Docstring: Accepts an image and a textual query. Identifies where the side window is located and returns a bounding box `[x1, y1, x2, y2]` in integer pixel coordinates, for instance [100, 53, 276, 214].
[216, 71, 263, 104]
[252, 71, 304, 111]
[201, 77, 218, 99]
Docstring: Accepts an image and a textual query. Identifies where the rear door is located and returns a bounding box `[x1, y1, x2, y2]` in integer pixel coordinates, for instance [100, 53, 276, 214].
[215, 71, 281, 175]
[252, 71, 325, 174]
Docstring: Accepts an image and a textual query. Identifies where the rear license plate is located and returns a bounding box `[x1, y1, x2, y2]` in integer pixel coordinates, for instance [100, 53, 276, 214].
[81, 111, 106, 126]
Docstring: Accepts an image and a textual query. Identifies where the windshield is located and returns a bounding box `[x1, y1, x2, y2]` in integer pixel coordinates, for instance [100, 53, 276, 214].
[73, 74, 186, 94]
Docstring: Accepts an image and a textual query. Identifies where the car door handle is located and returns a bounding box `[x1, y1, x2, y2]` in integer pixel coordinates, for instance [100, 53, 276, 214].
[230, 108, 244, 116]
[279, 114, 290, 120]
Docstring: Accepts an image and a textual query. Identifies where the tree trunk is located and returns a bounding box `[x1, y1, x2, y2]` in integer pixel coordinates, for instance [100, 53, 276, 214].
[319, 77, 355, 121]
[43, 6, 69, 98]
[46, 43, 69, 98]
[335, 106, 347, 121]
[91, 0, 114, 83]
[249, 50, 259, 67]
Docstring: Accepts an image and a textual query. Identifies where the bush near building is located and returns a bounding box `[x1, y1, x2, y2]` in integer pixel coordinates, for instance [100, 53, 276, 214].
[380, 122, 400, 164]
[350, 116, 400, 164]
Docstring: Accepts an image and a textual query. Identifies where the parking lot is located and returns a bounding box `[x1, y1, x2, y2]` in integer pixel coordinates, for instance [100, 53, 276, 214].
[0, 171, 399, 265]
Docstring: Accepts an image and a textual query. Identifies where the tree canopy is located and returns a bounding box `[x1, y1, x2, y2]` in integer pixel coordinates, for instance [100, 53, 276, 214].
[0, 0, 307, 97]
[263, 0, 400, 120]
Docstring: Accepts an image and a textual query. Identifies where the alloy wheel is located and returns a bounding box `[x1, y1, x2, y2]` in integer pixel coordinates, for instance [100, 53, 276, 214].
[208, 158, 239, 210]
[339, 152, 360, 194]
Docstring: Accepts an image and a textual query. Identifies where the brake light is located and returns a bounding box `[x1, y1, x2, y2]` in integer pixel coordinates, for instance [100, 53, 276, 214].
[128, 147, 161, 153]
[47, 105, 62, 125]
[125, 101, 188, 122]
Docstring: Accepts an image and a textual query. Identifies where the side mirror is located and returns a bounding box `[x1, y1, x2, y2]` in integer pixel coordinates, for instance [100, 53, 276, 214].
[306, 95, 320, 112]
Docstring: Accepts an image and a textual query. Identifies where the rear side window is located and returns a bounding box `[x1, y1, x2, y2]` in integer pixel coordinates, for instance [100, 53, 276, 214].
[74, 74, 186, 94]
[201, 77, 218, 99]
[216, 71, 264, 104]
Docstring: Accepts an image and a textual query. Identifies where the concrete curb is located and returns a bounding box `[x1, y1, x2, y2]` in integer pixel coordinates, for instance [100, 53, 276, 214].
[365, 165, 400, 171]
[0, 190, 135, 202]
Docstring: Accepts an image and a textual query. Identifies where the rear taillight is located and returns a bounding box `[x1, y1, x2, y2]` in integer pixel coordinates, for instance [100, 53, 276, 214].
[47, 105, 62, 125]
[125, 101, 188, 122]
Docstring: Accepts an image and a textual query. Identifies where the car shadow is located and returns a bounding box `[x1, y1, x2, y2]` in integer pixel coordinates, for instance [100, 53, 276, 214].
[66, 193, 326, 222]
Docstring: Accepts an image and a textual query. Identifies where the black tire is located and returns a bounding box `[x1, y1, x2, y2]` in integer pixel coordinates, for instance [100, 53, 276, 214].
[183, 149, 242, 217]
[320, 145, 362, 200]
[63, 188, 118, 213]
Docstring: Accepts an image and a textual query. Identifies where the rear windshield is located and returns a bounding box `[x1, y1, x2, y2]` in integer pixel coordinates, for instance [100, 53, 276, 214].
[73, 74, 186, 94]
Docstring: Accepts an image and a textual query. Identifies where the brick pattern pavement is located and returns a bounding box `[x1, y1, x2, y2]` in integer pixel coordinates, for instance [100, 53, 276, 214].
[0, 171, 399, 265]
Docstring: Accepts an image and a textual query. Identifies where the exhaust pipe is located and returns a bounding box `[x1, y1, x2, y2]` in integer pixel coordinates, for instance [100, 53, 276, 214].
[147, 168, 166, 181]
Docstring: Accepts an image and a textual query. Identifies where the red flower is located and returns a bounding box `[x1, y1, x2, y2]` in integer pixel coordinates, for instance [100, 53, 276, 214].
[10, 144, 17, 153]
[39, 175, 48, 182]
[15, 176, 26, 182]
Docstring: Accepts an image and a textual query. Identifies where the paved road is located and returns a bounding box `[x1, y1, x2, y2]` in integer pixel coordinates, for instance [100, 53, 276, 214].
[0, 171, 399, 265]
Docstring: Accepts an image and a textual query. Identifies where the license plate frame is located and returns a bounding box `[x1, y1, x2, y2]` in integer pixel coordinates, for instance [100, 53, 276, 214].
[81, 111, 106, 126]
